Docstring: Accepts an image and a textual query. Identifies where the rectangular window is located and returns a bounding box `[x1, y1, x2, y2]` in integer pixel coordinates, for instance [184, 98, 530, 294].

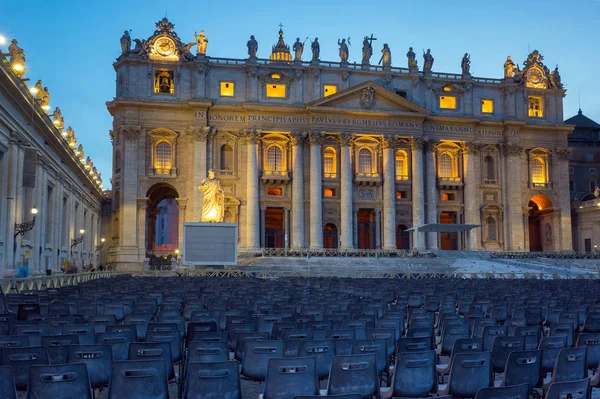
[439, 95, 456, 109]
[591, 168, 597, 175]
[266, 84, 286, 98]
[324, 188, 336, 197]
[441, 192, 456, 201]
[267, 187, 282, 196]
[528, 96, 543, 117]
[220, 81, 235, 97]
[323, 85, 337, 97]
[395, 191, 407, 200]
[395, 90, 407, 98]
[481, 99, 494, 114]
[154, 70, 174, 94]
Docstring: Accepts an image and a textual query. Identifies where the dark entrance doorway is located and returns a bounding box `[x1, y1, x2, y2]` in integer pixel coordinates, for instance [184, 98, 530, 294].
[265, 208, 284, 248]
[146, 183, 179, 254]
[440, 212, 458, 250]
[396, 224, 410, 249]
[357, 209, 376, 249]
[528, 201, 542, 252]
[323, 223, 339, 249]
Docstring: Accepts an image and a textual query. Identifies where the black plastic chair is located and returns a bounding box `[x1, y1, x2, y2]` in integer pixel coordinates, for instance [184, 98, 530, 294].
[11, 324, 49, 346]
[145, 330, 182, 363]
[539, 335, 568, 374]
[577, 333, 600, 371]
[397, 336, 433, 354]
[513, 325, 540, 351]
[186, 341, 229, 366]
[241, 340, 284, 382]
[128, 342, 174, 381]
[438, 351, 493, 398]
[234, 331, 270, 361]
[298, 339, 335, 381]
[543, 346, 587, 390]
[26, 363, 92, 399]
[294, 395, 361, 399]
[183, 360, 241, 399]
[474, 383, 529, 399]
[327, 354, 380, 398]
[437, 337, 483, 379]
[0, 335, 30, 348]
[41, 334, 79, 364]
[544, 378, 590, 399]
[282, 329, 312, 357]
[108, 359, 168, 399]
[351, 338, 388, 376]
[550, 322, 574, 348]
[0, 346, 49, 391]
[440, 324, 470, 356]
[500, 349, 542, 389]
[490, 335, 524, 373]
[66, 344, 112, 389]
[388, 350, 437, 398]
[61, 325, 96, 345]
[482, 325, 507, 351]
[0, 365, 17, 399]
[263, 357, 319, 399]
[96, 330, 134, 361]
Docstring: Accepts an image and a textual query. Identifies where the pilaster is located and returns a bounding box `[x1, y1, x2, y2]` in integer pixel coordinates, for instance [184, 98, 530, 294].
[462, 141, 483, 250]
[339, 133, 354, 249]
[382, 137, 396, 250]
[410, 137, 425, 251]
[425, 139, 438, 250]
[291, 131, 306, 248]
[502, 141, 525, 251]
[241, 129, 261, 249]
[309, 131, 324, 249]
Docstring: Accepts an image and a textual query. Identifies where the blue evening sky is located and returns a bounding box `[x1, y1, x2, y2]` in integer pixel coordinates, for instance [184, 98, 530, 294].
[4, 0, 599, 189]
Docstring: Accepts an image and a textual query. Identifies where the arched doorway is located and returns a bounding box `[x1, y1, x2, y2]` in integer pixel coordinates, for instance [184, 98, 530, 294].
[396, 225, 410, 249]
[323, 223, 339, 249]
[528, 194, 553, 252]
[146, 183, 179, 255]
[264, 208, 284, 248]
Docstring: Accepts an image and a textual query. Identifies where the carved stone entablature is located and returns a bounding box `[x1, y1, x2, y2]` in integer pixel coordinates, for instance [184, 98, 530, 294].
[502, 142, 523, 156]
[239, 128, 261, 144]
[409, 136, 425, 151]
[186, 126, 215, 142]
[338, 133, 354, 147]
[308, 131, 325, 145]
[502, 85, 517, 96]
[122, 125, 142, 141]
[310, 68, 321, 81]
[216, 131, 238, 144]
[481, 144, 499, 154]
[293, 69, 303, 81]
[137, 198, 149, 209]
[290, 131, 308, 146]
[433, 83, 465, 94]
[424, 139, 438, 153]
[556, 147, 571, 160]
[462, 140, 484, 154]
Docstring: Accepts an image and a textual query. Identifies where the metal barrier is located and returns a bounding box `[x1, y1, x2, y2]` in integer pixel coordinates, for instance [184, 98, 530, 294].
[116, 268, 599, 280]
[259, 248, 412, 258]
[491, 252, 600, 260]
[0, 271, 114, 294]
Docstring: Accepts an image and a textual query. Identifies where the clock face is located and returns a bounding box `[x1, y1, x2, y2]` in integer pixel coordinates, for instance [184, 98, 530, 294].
[527, 68, 543, 84]
[155, 37, 176, 57]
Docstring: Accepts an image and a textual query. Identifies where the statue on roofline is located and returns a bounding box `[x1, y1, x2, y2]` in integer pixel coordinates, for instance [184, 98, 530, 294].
[379, 44, 391, 67]
[338, 38, 349, 62]
[504, 56, 516, 78]
[311, 38, 320, 61]
[247, 35, 258, 59]
[293, 37, 305, 61]
[461, 53, 470, 75]
[194, 30, 208, 55]
[406, 47, 417, 68]
[422, 49, 434, 73]
[120, 30, 131, 55]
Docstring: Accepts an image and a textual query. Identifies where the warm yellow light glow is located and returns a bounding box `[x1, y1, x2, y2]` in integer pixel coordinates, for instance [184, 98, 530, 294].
[0, 36, 6, 45]
[271, 72, 281, 79]
[31, 207, 38, 215]
[62, 131, 67, 137]
[323, 85, 337, 97]
[531, 157, 546, 184]
[13, 64, 24, 72]
[205, 206, 219, 221]
[220, 81, 234, 97]
[443, 86, 452, 92]
[481, 99, 494, 114]
[42, 105, 50, 111]
[80, 229, 85, 234]
[266, 84, 286, 98]
[75, 150, 80, 156]
[528, 96, 543, 117]
[101, 238, 106, 243]
[439, 96, 456, 109]
[174, 249, 179, 254]
[29, 87, 38, 94]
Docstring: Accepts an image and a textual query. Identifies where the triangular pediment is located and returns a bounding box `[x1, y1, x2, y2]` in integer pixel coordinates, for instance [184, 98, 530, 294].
[307, 81, 429, 116]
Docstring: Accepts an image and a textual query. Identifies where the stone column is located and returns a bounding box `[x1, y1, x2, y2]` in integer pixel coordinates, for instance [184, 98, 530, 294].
[243, 129, 260, 249]
[555, 148, 573, 251]
[353, 208, 358, 249]
[137, 199, 147, 258]
[410, 138, 425, 250]
[309, 131, 324, 249]
[187, 127, 211, 223]
[121, 126, 141, 251]
[260, 206, 266, 248]
[503, 142, 525, 251]
[463, 142, 481, 251]
[382, 137, 396, 250]
[291, 132, 306, 248]
[425, 140, 438, 250]
[375, 208, 382, 249]
[177, 201, 186, 255]
[339, 133, 354, 249]
[5, 139, 19, 269]
[284, 207, 290, 249]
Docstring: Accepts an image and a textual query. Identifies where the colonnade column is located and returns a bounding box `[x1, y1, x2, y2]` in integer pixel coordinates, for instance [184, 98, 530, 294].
[177, 201, 186, 256]
[136, 199, 147, 264]
[425, 140, 438, 250]
[504, 142, 525, 251]
[309, 131, 324, 249]
[244, 129, 260, 249]
[291, 132, 306, 248]
[463, 143, 480, 251]
[410, 138, 425, 251]
[555, 148, 573, 251]
[5, 138, 19, 268]
[187, 127, 209, 223]
[382, 138, 396, 250]
[339, 133, 354, 249]
[284, 207, 290, 249]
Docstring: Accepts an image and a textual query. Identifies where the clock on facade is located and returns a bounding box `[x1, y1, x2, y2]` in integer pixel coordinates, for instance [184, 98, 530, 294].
[526, 67, 544, 85]
[154, 37, 176, 57]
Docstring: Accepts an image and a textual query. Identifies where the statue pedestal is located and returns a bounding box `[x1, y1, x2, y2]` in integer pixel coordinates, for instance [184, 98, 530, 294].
[409, 66, 419, 75]
[361, 62, 370, 70]
[310, 59, 320, 66]
[182, 222, 238, 266]
[462, 73, 472, 80]
[340, 61, 348, 68]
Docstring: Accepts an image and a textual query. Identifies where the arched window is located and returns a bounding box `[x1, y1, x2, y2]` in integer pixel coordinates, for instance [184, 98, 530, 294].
[439, 153, 452, 178]
[484, 156, 495, 181]
[155, 142, 172, 173]
[395, 150, 408, 180]
[267, 145, 283, 171]
[486, 217, 497, 241]
[220, 144, 233, 170]
[323, 147, 336, 177]
[531, 157, 546, 184]
[358, 148, 372, 174]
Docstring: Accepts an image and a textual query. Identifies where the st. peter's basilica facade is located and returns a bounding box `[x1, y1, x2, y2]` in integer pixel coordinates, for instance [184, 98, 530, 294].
[107, 18, 573, 268]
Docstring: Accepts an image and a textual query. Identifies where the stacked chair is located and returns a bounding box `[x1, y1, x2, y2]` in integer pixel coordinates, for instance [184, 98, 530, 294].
[0, 275, 599, 398]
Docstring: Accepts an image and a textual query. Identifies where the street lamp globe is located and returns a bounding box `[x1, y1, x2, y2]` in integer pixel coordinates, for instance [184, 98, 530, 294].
[30, 207, 38, 215]
[101, 238, 106, 243]
[80, 229, 85, 235]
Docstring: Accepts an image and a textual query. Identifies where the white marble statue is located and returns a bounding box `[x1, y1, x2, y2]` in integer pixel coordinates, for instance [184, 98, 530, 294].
[199, 169, 224, 222]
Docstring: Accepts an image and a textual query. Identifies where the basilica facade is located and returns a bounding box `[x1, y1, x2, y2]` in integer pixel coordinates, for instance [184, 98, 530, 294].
[107, 18, 573, 268]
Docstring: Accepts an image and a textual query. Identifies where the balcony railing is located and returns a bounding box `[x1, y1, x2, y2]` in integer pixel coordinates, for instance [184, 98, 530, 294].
[395, 174, 409, 181]
[354, 173, 382, 186]
[437, 176, 463, 189]
[483, 179, 499, 186]
[262, 170, 290, 183]
[323, 172, 338, 179]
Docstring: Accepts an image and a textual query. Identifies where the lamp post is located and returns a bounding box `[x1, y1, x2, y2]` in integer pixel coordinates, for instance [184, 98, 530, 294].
[13, 207, 38, 267]
[70, 229, 85, 269]
[95, 238, 105, 269]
